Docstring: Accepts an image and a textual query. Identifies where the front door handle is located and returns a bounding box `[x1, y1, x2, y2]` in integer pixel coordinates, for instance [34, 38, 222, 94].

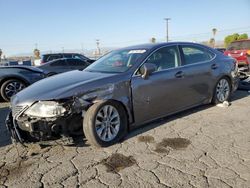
[211, 64, 218, 70]
[175, 71, 184, 78]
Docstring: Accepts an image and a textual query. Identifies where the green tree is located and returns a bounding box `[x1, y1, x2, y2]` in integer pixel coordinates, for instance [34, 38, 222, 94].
[238, 33, 248, 40]
[224, 33, 249, 47]
[0, 49, 2, 59]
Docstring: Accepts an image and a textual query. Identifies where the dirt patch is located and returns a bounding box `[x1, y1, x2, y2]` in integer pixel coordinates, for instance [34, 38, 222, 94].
[155, 138, 191, 153]
[101, 153, 136, 173]
[154, 146, 170, 154]
[137, 135, 155, 143]
[0, 158, 33, 184]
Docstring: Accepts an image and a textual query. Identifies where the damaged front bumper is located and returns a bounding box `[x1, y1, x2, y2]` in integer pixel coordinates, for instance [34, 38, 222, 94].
[6, 112, 25, 143]
[6, 98, 92, 143]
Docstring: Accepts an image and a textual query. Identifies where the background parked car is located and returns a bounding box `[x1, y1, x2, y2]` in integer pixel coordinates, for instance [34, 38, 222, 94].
[224, 39, 250, 72]
[38, 58, 92, 76]
[0, 66, 45, 101]
[40, 53, 95, 65]
[0, 58, 92, 101]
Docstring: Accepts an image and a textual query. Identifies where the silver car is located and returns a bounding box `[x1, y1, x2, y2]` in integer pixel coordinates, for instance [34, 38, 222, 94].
[6, 42, 239, 147]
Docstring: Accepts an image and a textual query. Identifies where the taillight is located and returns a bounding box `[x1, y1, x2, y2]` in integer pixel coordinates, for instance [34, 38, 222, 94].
[247, 50, 250, 56]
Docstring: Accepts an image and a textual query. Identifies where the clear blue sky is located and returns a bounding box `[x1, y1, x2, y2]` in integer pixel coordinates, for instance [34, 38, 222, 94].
[0, 0, 250, 56]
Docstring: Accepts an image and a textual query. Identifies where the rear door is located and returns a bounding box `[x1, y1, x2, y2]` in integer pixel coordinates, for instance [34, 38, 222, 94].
[178, 44, 217, 105]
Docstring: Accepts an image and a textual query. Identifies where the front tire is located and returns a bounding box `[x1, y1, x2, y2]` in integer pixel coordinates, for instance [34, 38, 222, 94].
[0, 79, 26, 102]
[212, 77, 231, 104]
[83, 100, 128, 147]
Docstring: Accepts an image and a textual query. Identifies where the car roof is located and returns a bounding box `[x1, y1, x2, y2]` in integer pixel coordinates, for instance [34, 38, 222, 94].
[42, 53, 85, 56]
[48, 57, 82, 62]
[119, 42, 212, 51]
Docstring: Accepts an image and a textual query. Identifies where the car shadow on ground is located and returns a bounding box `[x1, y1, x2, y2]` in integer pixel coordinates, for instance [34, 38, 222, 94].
[124, 90, 249, 142]
[0, 106, 12, 148]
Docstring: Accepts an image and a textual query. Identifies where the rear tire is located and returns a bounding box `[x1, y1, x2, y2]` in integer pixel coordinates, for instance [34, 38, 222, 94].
[83, 100, 128, 147]
[0, 79, 26, 102]
[212, 77, 231, 104]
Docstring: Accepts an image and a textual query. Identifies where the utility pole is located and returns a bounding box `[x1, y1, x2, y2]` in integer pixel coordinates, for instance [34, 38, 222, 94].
[164, 18, 171, 42]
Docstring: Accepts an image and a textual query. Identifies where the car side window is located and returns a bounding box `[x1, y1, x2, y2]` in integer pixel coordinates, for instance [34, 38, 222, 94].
[73, 54, 87, 61]
[48, 55, 62, 61]
[64, 54, 73, 58]
[51, 59, 67, 66]
[181, 45, 215, 65]
[144, 46, 180, 72]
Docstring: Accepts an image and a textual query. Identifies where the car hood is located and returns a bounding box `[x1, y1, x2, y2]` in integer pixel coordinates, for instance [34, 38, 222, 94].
[13, 70, 119, 106]
[0, 66, 44, 73]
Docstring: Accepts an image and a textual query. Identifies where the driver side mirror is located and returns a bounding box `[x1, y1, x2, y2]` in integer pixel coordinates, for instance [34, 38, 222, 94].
[140, 63, 157, 79]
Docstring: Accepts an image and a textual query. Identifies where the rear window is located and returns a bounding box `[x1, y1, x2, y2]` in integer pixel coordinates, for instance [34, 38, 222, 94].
[181, 45, 215, 65]
[227, 41, 250, 50]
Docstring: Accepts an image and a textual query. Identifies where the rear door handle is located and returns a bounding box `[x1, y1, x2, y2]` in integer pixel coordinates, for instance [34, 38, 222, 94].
[175, 71, 184, 78]
[211, 64, 218, 70]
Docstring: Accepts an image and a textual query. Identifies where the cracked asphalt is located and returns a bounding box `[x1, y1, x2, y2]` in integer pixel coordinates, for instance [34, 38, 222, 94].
[0, 90, 250, 188]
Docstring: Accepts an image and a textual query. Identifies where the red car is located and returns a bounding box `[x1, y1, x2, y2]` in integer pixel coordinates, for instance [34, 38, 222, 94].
[224, 39, 250, 72]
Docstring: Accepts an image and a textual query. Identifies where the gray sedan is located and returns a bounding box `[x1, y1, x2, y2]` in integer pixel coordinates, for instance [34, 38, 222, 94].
[6, 42, 239, 147]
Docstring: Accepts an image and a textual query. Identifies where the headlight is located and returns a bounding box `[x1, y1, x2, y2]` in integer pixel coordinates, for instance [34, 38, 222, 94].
[25, 101, 66, 117]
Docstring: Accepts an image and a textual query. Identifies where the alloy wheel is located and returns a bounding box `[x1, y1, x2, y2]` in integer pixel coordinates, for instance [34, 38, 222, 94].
[4, 81, 25, 98]
[95, 105, 120, 142]
[216, 79, 230, 102]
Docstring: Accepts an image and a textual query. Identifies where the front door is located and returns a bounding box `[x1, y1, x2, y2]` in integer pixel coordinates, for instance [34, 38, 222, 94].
[131, 45, 188, 124]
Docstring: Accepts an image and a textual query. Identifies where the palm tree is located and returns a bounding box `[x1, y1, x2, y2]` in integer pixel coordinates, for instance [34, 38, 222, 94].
[150, 37, 156, 43]
[209, 38, 215, 48]
[0, 49, 2, 61]
[212, 28, 217, 47]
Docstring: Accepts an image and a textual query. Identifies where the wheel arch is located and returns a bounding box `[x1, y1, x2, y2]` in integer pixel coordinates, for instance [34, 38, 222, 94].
[0, 76, 30, 87]
[92, 99, 132, 130]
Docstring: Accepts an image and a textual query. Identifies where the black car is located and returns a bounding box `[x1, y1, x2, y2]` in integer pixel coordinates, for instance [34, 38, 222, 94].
[41, 53, 94, 64]
[6, 42, 239, 147]
[0, 58, 91, 101]
[0, 66, 45, 101]
[38, 58, 91, 76]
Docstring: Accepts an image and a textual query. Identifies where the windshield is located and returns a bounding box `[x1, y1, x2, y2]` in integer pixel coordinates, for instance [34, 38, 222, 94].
[227, 41, 250, 50]
[85, 49, 147, 73]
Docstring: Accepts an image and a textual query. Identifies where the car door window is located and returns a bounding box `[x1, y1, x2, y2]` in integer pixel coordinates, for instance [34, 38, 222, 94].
[48, 55, 62, 61]
[64, 54, 73, 58]
[73, 54, 88, 61]
[143, 45, 180, 72]
[181, 45, 215, 65]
